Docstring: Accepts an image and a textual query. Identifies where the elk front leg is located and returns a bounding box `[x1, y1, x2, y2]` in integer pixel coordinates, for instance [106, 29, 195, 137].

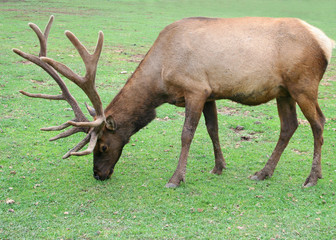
[251, 97, 298, 180]
[166, 94, 208, 188]
[203, 101, 226, 174]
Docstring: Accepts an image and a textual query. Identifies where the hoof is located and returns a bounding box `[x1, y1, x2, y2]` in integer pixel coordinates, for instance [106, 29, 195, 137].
[210, 164, 226, 175]
[210, 168, 223, 175]
[165, 183, 179, 188]
[302, 182, 316, 188]
[302, 175, 319, 188]
[250, 169, 272, 181]
[249, 174, 261, 181]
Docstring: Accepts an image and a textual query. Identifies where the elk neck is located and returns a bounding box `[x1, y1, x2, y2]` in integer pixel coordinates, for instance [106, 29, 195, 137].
[104, 62, 167, 140]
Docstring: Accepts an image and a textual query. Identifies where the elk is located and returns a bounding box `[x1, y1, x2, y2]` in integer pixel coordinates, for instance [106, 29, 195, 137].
[14, 16, 334, 188]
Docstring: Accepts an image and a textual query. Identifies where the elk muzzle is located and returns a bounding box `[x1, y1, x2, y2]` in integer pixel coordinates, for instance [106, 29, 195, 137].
[93, 168, 114, 181]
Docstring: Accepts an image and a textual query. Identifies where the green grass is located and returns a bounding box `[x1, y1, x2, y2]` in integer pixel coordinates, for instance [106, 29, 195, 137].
[1, 0, 336, 239]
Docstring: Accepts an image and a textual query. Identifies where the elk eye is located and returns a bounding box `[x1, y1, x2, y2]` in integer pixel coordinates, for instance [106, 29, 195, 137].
[100, 145, 108, 152]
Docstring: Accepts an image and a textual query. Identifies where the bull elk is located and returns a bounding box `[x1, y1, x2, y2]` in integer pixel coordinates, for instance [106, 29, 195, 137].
[14, 16, 334, 188]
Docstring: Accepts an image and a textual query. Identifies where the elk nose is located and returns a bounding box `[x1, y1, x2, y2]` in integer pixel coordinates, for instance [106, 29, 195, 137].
[93, 171, 111, 181]
[93, 171, 100, 180]
[94, 173, 108, 181]
[93, 168, 114, 181]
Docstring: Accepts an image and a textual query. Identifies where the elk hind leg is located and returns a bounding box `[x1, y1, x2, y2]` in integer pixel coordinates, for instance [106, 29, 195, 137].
[203, 101, 226, 175]
[251, 97, 298, 180]
[296, 96, 325, 187]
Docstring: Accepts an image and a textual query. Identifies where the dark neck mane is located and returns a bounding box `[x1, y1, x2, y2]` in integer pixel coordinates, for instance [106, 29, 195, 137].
[104, 68, 166, 140]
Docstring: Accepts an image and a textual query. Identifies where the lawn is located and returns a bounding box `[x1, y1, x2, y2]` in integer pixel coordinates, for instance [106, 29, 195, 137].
[1, 0, 336, 239]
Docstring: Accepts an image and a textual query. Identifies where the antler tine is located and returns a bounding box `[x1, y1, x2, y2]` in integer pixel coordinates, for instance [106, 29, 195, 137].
[93, 31, 104, 63]
[67, 117, 104, 128]
[41, 123, 71, 132]
[62, 132, 93, 159]
[13, 48, 45, 67]
[43, 16, 54, 42]
[40, 56, 82, 85]
[85, 102, 96, 117]
[49, 127, 83, 141]
[19, 90, 64, 100]
[65, 31, 91, 66]
[70, 131, 99, 156]
[65, 31, 104, 76]
[28, 15, 54, 57]
[41, 30, 105, 122]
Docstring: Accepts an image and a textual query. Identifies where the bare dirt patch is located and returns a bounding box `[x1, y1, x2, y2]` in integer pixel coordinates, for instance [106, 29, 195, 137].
[292, 148, 308, 155]
[217, 107, 240, 116]
[217, 106, 252, 117]
[156, 116, 171, 121]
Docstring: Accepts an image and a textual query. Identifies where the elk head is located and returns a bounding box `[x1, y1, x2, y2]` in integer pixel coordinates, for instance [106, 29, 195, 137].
[13, 16, 123, 181]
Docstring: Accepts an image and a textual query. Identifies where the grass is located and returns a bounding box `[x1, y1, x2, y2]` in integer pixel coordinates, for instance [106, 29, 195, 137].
[1, 0, 336, 239]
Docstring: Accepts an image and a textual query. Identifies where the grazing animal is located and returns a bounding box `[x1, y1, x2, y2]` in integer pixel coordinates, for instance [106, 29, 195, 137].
[14, 16, 334, 187]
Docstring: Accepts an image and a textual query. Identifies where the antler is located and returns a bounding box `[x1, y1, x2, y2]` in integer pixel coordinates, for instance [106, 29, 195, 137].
[13, 16, 105, 159]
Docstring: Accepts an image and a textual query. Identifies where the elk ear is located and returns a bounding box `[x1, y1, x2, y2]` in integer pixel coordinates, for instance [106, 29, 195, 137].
[106, 115, 117, 131]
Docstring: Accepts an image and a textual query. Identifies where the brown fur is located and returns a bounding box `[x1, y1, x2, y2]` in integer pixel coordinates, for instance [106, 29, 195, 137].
[92, 17, 334, 186]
